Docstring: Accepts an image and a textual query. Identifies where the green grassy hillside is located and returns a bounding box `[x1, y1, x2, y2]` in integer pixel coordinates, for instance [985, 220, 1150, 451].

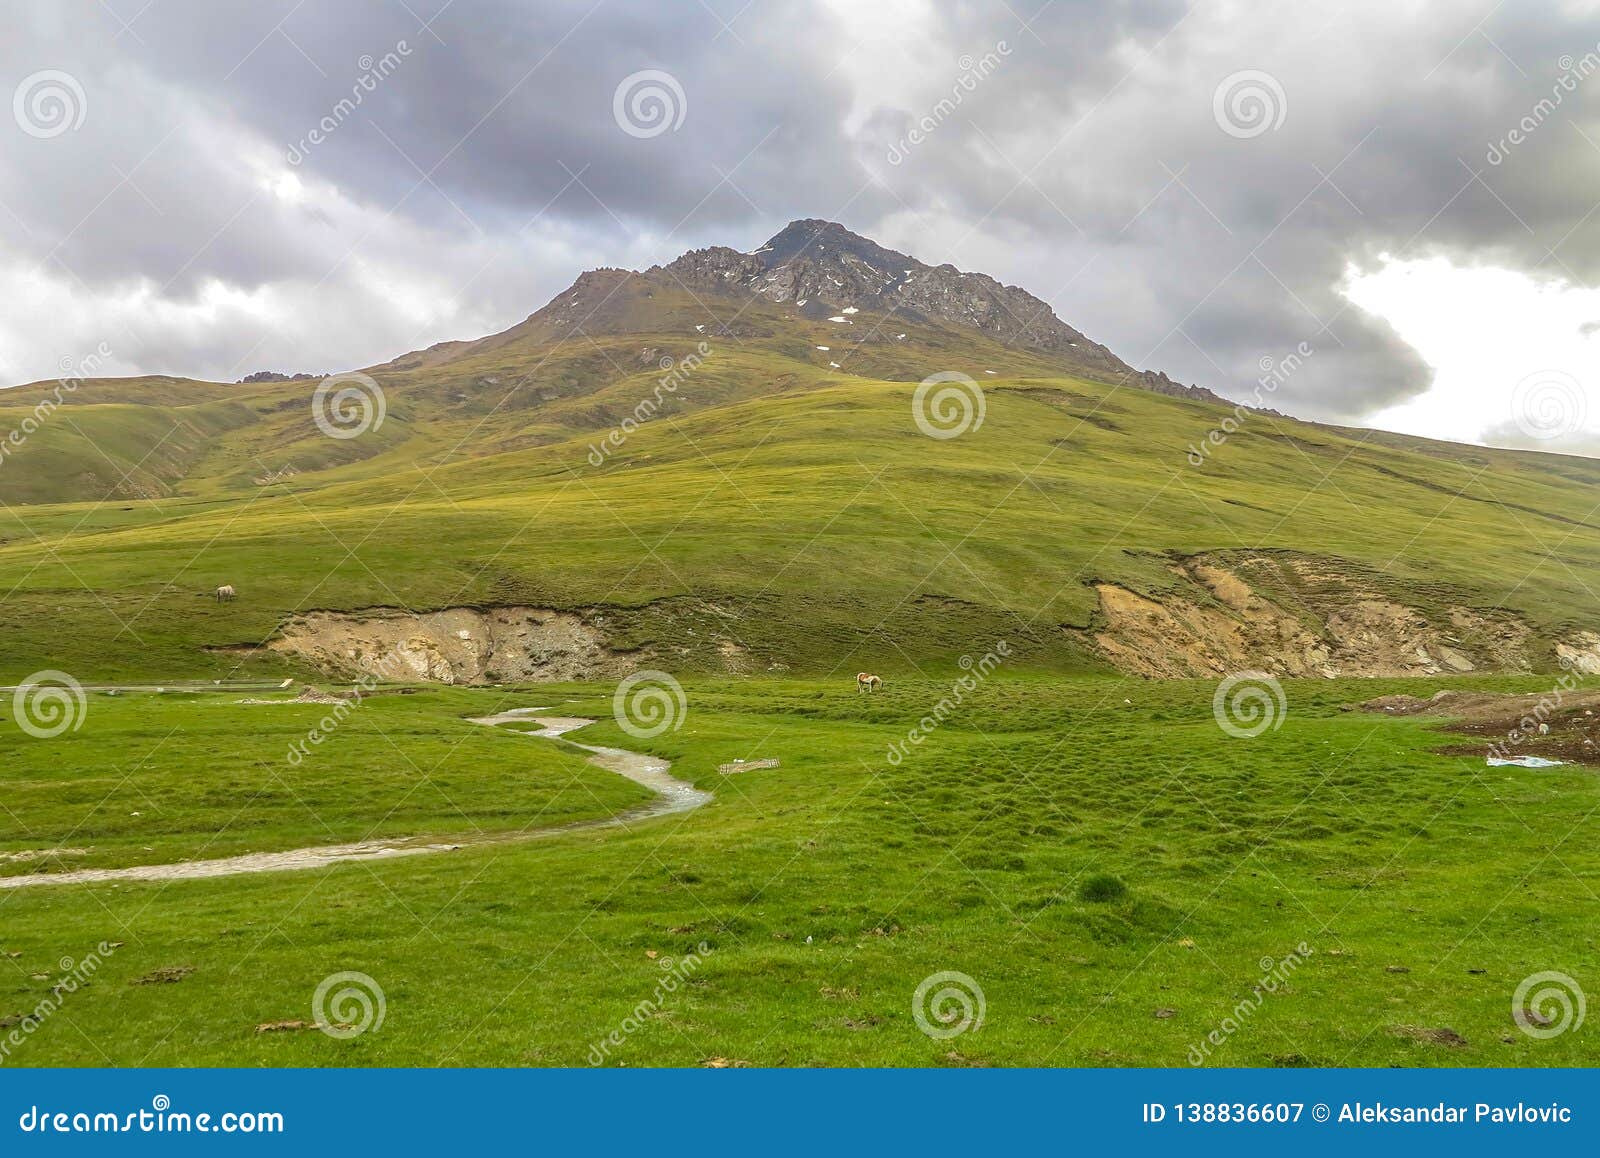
[2, 362, 1598, 682]
[4, 220, 1597, 682]
[0, 285, 1081, 509]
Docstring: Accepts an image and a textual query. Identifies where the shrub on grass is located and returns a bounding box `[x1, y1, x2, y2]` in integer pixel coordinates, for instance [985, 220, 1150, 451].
[1078, 873, 1127, 903]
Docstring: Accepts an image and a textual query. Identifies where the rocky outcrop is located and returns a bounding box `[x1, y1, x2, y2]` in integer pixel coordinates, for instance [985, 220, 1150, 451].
[400, 218, 1232, 403]
[659, 220, 1226, 401]
[665, 221, 1118, 357]
[1556, 631, 1600, 674]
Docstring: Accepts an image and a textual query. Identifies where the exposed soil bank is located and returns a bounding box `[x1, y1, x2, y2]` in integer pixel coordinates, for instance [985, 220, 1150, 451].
[268, 607, 636, 684]
[235, 553, 1600, 684]
[259, 599, 771, 685]
[1073, 552, 1591, 678]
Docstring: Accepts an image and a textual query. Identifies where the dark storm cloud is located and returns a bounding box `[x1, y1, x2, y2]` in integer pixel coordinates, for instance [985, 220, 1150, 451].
[853, 3, 1600, 420]
[88, 0, 856, 234]
[1, 0, 1597, 425]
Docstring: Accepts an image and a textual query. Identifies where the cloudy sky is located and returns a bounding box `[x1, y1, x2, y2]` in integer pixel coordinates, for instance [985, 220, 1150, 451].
[4, 0, 1600, 453]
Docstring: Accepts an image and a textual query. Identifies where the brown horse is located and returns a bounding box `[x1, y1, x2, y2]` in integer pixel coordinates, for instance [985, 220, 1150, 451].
[856, 672, 882, 693]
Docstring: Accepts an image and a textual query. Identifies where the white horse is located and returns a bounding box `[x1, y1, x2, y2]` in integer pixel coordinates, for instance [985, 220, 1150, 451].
[215, 584, 236, 603]
[856, 672, 882, 693]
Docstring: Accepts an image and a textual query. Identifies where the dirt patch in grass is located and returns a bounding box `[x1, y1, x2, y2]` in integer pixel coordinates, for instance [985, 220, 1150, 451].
[1389, 1025, 1468, 1048]
[1358, 687, 1600, 766]
[0, 847, 89, 864]
[255, 1020, 319, 1034]
[132, 965, 194, 985]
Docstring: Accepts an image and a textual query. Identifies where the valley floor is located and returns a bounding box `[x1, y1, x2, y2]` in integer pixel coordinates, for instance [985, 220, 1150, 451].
[1, 676, 1596, 1067]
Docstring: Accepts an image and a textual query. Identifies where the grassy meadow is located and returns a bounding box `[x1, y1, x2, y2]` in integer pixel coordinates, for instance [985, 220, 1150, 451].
[5, 322, 1600, 1069]
[2, 675, 1596, 1067]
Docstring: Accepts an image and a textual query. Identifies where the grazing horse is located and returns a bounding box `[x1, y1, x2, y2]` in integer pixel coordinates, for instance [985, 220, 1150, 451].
[215, 584, 236, 603]
[856, 672, 882, 693]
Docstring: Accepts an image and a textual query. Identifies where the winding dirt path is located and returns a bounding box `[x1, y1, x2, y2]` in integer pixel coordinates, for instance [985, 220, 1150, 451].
[0, 709, 710, 890]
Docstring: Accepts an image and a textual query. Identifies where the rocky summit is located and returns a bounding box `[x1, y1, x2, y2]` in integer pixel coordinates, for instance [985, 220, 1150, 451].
[479, 219, 1223, 403]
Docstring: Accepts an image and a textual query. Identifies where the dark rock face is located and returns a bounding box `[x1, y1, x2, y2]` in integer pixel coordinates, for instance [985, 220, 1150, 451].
[522, 268, 636, 332]
[656, 220, 1227, 403]
[238, 370, 320, 383]
[661, 219, 1118, 360]
[517, 218, 1230, 404]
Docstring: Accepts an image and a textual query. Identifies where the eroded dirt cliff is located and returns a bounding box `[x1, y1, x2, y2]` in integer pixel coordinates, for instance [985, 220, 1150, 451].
[268, 606, 637, 684]
[1071, 553, 1551, 678]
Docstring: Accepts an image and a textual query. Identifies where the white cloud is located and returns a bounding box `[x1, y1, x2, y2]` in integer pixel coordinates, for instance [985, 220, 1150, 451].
[1345, 255, 1600, 453]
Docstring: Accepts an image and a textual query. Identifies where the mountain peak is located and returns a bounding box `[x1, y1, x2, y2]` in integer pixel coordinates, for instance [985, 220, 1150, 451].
[753, 219, 914, 272]
[663, 219, 1140, 373]
[467, 218, 1229, 406]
